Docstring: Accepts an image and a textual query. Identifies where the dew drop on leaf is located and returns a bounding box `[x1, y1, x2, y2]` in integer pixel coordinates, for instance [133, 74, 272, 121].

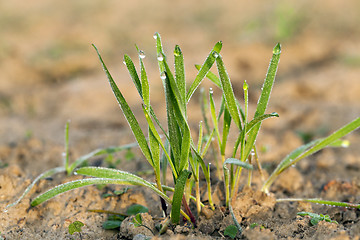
[157, 54, 164, 61]
[160, 72, 166, 80]
[139, 50, 146, 59]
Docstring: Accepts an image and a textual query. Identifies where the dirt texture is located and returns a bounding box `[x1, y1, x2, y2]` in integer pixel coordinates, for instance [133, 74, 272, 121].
[1, 0, 360, 239]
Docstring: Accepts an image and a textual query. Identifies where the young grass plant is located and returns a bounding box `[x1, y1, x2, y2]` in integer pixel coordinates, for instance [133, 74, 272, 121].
[8, 33, 360, 233]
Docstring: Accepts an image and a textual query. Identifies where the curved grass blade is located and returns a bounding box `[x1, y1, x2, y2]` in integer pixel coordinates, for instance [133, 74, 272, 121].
[93, 44, 153, 168]
[215, 53, 242, 130]
[68, 143, 138, 173]
[194, 65, 221, 88]
[262, 117, 360, 193]
[171, 170, 192, 224]
[277, 198, 360, 209]
[6, 167, 65, 209]
[31, 177, 170, 207]
[224, 158, 253, 170]
[244, 43, 281, 159]
[246, 112, 279, 133]
[123, 54, 142, 99]
[139, 50, 150, 107]
[186, 41, 223, 103]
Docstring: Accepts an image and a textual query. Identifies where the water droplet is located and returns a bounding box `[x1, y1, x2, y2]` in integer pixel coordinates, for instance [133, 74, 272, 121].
[74, 171, 78, 175]
[212, 51, 219, 58]
[62, 152, 66, 157]
[153, 32, 158, 39]
[209, 88, 213, 94]
[3, 209, 8, 213]
[123, 60, 126, 65]
[157, 53, 164, 61]
[139, 50, 146, 59]
[160, 71, 166, 80]
[243, 80, 248, 90]
[273, 43, 281, 54]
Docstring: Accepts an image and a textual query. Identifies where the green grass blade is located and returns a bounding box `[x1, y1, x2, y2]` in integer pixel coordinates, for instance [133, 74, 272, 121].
[277, 198, 360, 209]
[194, 65, 221, 88]
[221, 106, 232, 156]
[174, 45, 186, 108]
[209, 88, 221, 147]
[262, 117, 360, 193]
[139, 51, 150, 107]
[76, 167, 171, 203]
[224, 158, 253, 170]
[64, 121, 70, 173]
[246, 112, 279, 133]
[31, 177, 171, 207]
[154, 32, 165, 73]
[171, 170, 192, 224]
[215, 53, 242, 130]
[244, 43, 281, 159]
[6, 167, 65, 208]
[186, 41, 223, 103]
[93, 44, 153, 167]
[123, 54, 142, 99]
[68, 143, 138, 173]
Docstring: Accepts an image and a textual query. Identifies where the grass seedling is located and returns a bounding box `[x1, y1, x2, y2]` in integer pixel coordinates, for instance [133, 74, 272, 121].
[9, 33, 360, 235]
[297, 212, 338, 226]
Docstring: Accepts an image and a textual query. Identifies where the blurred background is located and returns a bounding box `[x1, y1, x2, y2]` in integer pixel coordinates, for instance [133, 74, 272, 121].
[0, 0, 359, 152]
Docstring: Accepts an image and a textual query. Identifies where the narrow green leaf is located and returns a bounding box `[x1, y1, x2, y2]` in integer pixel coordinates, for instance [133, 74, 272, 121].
[215, 54, 242, 130]
[93, 44, 153, 168]
[245, 43, 281, 159]
[6, 167, 65, 209]
[186, 41, 223, 102]
[195, 65, 221, 88]
[224, 158, 253, 170]
[123, 54, 142, 99]
[174, 45, 186, 108]
[103, 220, 122, 229]
[31, 175, 171, 207]
[246, 112, 279, 133]
[139, 51, 150, 107]
[171, 170, 192, 224]
[263, 117, 360, 193]
[64, 121, 70, 173]
[69, 143, 138, 173]
[221, 107, 232, 156]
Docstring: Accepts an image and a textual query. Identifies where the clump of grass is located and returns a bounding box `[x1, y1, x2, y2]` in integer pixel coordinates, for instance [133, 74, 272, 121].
[7, 33, 360, 235]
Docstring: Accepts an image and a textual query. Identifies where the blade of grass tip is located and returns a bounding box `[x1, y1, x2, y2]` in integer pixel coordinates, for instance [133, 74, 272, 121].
[174, 45, 186, 108]
[92, 44, 153, 168]
[246, 112, 279, 133]
[171, 170, 192, 224]
[215, 53, 242, 130]
[224, 158, 253, 170]
[195, 65, 221, 89]
[68, 142, 138, 173]
[64, 120, 70, 174]
[123, 54, 142, 99]
[6, 167, 65, 209]
[31, 177, 171, 207]
[154, 32, 165, 73]
[276, 198, 360, 209]
[186, 41, 223, 103]
[245, 43, 281, 159]
[138, 49, 150, 107]
[262, 117, 360, 193]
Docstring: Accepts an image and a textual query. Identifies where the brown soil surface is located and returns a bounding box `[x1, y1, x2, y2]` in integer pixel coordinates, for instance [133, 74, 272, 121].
[1, 1, 360, 239]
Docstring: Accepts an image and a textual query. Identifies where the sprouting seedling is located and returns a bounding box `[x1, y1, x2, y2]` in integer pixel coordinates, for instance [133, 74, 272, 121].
[68, 220, 84, 236]
[297, 212, 338, 226]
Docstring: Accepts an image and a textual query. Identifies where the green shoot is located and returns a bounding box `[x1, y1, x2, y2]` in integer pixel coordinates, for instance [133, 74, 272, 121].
[297, 212, 338, 225]
[68, 220, 84, 235]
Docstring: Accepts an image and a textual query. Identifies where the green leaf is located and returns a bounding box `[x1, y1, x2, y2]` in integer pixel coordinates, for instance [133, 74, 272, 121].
[194, 65, 221, 88]
[244, 43, 281, 160]
[186, 41, 223, 102]
[123, 54, 142, 99]
[6, 166, 65, 209]
[68, 221, 84, 235]
[215, 53, 242, 130]
[262, 117, 360, 193]
[103, 220, 122, 229]
[132, 213, 143, 227]
[174, 45, 186, 108]
[224, 158, 254, 170]
[93, 44, 153, 168]
[224, 225, 238, 239]
[127, 204, 149, 215]
[246, 112, 279, 133]
[31, 169, 171, 207]
[171, 170, 192, 224]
